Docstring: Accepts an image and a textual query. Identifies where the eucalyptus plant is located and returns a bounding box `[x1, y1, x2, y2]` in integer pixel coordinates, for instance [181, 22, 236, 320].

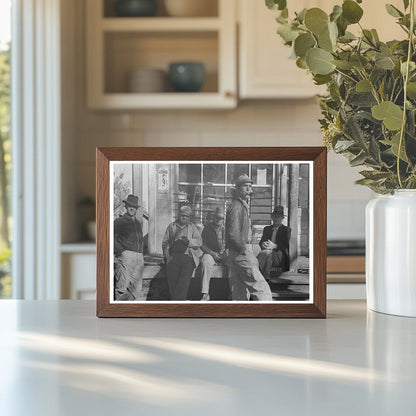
[267, 0, 416, 193]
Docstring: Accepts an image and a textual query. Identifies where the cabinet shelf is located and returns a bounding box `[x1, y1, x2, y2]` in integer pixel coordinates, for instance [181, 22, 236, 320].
[86, 0, 236, 109]
[101, 17, 221, 32]
[92, 92, 235, 110]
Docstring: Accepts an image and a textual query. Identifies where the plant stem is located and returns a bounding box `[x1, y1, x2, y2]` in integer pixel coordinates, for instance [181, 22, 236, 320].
[358, 69, 381, 104]
[397, 0, 415, 188]
[334, 68, 358, 84]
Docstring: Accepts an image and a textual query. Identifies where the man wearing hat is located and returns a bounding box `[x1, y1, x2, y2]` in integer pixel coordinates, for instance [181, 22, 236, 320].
[162, 205, 202, 300]
[199, 207, 226, 301]
[225, 174, 273, 301]
[257, 206, 291, 280]
[114, 194, 144, 301]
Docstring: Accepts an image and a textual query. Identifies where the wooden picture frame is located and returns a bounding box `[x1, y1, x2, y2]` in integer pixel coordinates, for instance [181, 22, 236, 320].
[96, 147, 327, 318]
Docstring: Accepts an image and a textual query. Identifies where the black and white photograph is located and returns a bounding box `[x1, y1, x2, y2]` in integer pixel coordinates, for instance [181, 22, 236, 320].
[110, 161, 312, 303]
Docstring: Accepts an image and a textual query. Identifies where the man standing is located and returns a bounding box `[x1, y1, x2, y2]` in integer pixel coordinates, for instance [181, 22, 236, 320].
[199, 207, 226, 301]
[225, 175, 273, 301]
[257, 206, 291, 280]
[114, 194, 144, 301]
[162, 205, 202, 300]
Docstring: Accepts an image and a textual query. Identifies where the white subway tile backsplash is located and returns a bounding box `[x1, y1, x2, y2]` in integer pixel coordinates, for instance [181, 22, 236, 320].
[328, 199, 369, 240]
[132, 111, 180, 130]
[178, 111, 227, 130]
[142, 130, 201, 147]
[200, 129, 257, 146]
[75, 111, 134, 131]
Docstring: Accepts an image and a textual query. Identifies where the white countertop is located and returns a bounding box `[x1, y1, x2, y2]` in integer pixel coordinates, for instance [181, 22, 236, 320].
[0, 300, 415, 415]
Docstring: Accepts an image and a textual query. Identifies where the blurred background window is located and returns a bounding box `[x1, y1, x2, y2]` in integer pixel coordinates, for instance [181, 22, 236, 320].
[0, 0, 11, 298]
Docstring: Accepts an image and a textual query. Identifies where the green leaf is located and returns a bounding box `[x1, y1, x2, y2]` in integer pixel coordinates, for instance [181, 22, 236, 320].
[362, 29, 376, 46]
[277, 23, 299, 43]
[399, 14, 411, 29]
[334, 139, 355, 151]
[371, 29, 380, 43]
[266, 0, 287, 11]
[372, 101, 404, 131]
[336, 15, 348, 36]
[296, 8, 307, 23]
[276, 14, 287, 24]
[378, 77, 386, 100]
[304, 8, 329, 35]
[401, 61, 416, 76]
[355, 178, 377, 186]
[342, 0, 364, 24]
[313, 74, 332, 85]
[360, 170, 391, 180]
[294, 33, 316, 58]
[407, 82, 416, 99]
[385, 4, 404, 18]
[350, 54, 368, 70]
[350, 151, 368, 167]
[344, 114, 367, 147]
[333, 60, 352, 70]
[375, 55, 395, 70]
[339, 31, 356, 43]
[403, 0, 410, 10]
[348, 92, 377, 107]
[386, 132, 409, 162]
[306, 48, 335, 75]
[356, 79, 372, 92]
[296, 57, 308, 69]
[318, 27, 334, 52]
[328, 21, 338, 45]
[370, 67, 386, 85]
[289, 44, 297, 59]
[330, 5, 342, 22]
[369, 136, 382, 163]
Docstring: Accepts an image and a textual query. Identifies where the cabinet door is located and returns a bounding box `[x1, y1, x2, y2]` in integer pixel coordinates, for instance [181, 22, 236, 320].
[239, 0, 326, 99]
[61, 253, 96, 300]
[239, 0, 404, 99]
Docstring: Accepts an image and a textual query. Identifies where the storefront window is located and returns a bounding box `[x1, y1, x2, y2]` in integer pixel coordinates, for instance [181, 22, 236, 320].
[177, 163, 280, 228]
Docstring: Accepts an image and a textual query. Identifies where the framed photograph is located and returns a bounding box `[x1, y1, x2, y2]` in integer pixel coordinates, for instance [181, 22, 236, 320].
[96, 147, 327, 318]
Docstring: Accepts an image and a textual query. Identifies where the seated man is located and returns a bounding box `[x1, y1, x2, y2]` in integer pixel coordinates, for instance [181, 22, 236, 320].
[257, 206, 291, 280]
[162, 205, 202, 300]
[199, 207, 226, 301]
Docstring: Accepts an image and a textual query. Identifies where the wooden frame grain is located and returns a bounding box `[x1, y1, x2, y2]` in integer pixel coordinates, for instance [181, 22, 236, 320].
[96, 147, 327, 318]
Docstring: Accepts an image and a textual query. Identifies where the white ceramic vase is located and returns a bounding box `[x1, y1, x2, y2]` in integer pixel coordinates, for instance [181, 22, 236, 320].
[366, 190, 416, 317]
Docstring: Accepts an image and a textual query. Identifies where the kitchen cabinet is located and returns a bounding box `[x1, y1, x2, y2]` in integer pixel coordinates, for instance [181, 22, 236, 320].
[238, 0, 325, 99]
[86, 0, 237, 109]
[238, 0, 404, 99]
[61, 244, 96, 300]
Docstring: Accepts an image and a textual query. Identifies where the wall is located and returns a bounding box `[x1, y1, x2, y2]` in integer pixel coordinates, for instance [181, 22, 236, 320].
[61, 0, 374, 243]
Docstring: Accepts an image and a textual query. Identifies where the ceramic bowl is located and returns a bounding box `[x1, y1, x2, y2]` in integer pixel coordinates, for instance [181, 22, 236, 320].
[168, 62, 205, 92]
[114, 0, 158, 17]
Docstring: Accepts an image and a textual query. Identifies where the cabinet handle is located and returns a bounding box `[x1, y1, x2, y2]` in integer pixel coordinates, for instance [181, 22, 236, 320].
[225, 91, 234, 99]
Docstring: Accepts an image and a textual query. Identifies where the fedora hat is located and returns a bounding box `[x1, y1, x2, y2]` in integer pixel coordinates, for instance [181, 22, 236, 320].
[214, 207, 225, 218]
[179, 205, 192, 216]
[235, 174, 253, 187]
[123, 194, 139, 208]
[272, 206, 285, 217]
